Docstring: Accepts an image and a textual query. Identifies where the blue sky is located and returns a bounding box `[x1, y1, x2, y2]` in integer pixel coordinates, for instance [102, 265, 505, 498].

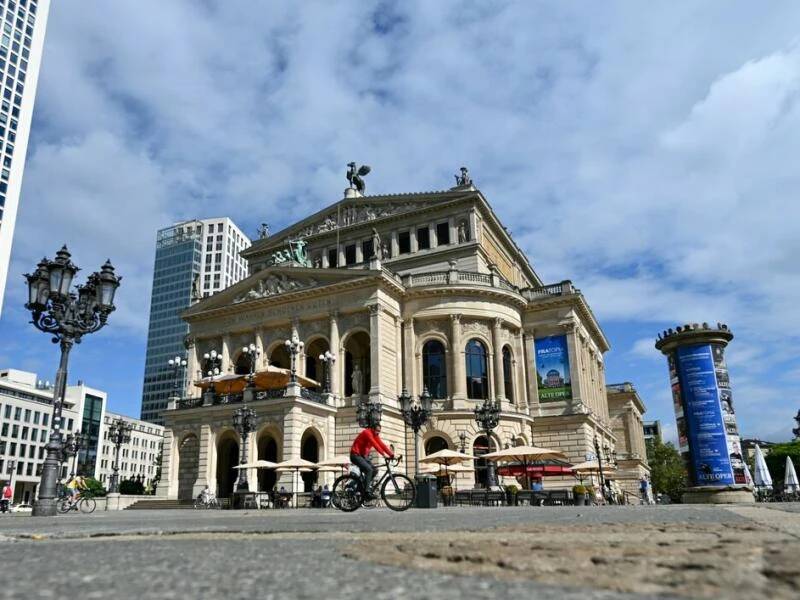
[0, 1, 798, 443]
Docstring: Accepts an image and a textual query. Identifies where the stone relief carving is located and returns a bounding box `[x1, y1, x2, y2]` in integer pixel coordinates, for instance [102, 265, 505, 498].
[415, 320, 446, 337]
[336, 312, 369, 333]
[295, 201, 438, 238]
[305, 319, 327, 336]
[233, 274, 319, 304]
[461, 320, 490, 338]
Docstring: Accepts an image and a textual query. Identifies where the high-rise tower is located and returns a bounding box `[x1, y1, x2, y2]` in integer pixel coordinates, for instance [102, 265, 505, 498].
[140, 218, 250, 424]
[0, 0, 51, 316]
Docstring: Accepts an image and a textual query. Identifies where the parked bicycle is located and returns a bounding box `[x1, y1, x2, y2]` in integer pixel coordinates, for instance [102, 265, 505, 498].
[331, 454, 415, 512]
[57, 491, 96, 514]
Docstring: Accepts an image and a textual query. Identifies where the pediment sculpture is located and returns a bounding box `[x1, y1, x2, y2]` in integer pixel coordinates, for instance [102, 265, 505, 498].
[296, 200, 436, 238]
[233, 274, 319, 304]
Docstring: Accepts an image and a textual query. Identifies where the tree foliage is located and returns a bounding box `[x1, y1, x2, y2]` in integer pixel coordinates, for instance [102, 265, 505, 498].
[763, 441, 800, 489]
[84, 477, 107, 497]
[119, 479, 145, 495]
[648, 440, 686, 502]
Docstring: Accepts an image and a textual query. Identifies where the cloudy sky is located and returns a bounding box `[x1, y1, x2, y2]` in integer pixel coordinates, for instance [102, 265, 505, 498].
[0, 1, 797, 443]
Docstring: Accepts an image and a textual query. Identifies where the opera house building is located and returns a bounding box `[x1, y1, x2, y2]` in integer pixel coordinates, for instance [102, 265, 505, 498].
[157, 173, 650, 503]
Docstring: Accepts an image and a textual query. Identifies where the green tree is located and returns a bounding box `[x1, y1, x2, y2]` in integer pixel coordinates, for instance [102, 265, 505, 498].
[763, 441, 800, 490]
[119, 479, 145, 495]
[84, 477, 107, 497]
[648, 440, 686, 502]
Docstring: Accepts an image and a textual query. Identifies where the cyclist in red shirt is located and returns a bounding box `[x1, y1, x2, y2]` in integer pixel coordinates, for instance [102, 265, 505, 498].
[350, 423, 394, 498]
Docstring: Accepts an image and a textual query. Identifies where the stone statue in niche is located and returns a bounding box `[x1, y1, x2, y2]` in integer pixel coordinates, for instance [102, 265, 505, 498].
[351, 364, 363, 396]
[371, 228, 382, 259]
[458, 220, 469, 243]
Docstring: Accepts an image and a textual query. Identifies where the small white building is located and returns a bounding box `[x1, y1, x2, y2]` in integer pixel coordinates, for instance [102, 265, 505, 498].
[97, 412, 163, 491]
[0, 368, 106, 504]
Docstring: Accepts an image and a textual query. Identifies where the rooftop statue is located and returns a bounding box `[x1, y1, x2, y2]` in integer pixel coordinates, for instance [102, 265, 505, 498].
[454, 166, 472, 187]
[347, 162, 371, 194]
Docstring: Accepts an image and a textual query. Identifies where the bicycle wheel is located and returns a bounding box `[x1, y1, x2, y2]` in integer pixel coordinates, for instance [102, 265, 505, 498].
[79, 497, 96, 514]
[331, 474, 361, 512]
[57, 499, 72, 514]
[381, 473, 415, 511]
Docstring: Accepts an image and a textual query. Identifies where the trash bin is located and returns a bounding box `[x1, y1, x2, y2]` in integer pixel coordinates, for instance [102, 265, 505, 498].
[415, 475, 438, 509]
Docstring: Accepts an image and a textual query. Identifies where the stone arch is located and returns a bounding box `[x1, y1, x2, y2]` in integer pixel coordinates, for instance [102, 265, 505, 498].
[257, 429, 280, 492]
[233, 349, 251, 375]
[267, 341, 290, 369]
[216, 430, 239, 498]
[176, 433, 199, 501]
[300, 428, 323, 492]
[304, 336, 330, 387]
[341, 329, 370, 397]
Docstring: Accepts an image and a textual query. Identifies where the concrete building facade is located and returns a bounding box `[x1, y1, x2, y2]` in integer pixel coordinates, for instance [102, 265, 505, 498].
[0, 0, 50, 316]
[97, 411, 163, 490]
[140, 218, 250, 425]
[157, 178, 648, 501]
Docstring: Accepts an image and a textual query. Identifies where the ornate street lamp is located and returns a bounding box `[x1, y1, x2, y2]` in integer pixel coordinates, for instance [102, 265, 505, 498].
[24, 246, 121, 516]
[108, 418, 133, 494]
[473, 398, 501, 488]
[356, 398, 382, 429]
[242, 343, 260, 388]
[458, 431, 468, 453]
[203, 349, 222, 377]
[285, 334, 304, 384]
[167, 355, 187, 395]
[594, 435, 607, 499]
[232, 404, 257, 492]
[63, 430, 87, 477]
[318, 350, 336, 393]
[399, 386, 433, 477]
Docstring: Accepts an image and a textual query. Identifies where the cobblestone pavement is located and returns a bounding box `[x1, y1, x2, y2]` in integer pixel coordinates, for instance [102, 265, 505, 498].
[1, 505, 798, 599]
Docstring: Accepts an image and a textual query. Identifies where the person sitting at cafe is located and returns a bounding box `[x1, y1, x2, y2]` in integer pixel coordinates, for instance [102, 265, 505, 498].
[312, 485, 322, 508]
[531, 478, 544, 492]
[278, 486, 291, 508]
[320, 484, 331, 508]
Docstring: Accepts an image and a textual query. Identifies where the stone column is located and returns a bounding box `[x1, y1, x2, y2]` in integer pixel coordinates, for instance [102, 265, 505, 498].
[184, 336, 198, 396]
[451, 314, 466, 403]
[516, 329, 527, 411]
[156, 427, 176, 498]
[255, 328, 266, 367]
[492, 318, 505, 403]
[329, 312, 340, 397]
[564, 322, 583, 412]
[395, 317, 403, 397]
[192, 424, 214, 498]
[523, 330, 537, 412]
[368, 304, 382, 398]
[402, 318, 415, 394]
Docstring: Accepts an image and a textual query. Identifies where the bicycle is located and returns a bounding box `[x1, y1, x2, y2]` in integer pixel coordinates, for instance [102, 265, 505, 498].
[57, 491, 96, 514]
[331, 455, 416, 512]
[193, 494, 219, 509]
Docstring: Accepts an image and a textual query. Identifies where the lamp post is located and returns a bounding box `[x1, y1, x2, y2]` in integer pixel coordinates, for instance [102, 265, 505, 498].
[232, 404, 257, 492]
[285, 334, 304, 384]
[593, 435, 607, 500]
[318, 350, 336, 393]
[63, 430, 87, 477]
[399, 386, 433, 477]
[108, 418, 133, 494]
[356, 398, 382, 429]
[168, 355, 187, 396]
[242, 343, 261, 387]
[203, 350, 222, 377]
[458, 431, 468, 453]
[24, 246, 121, 516]
[474, 398, 501, 488]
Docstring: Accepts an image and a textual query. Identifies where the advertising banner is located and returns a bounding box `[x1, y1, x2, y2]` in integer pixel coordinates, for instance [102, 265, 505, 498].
[675, 344, 735, 486]
[712, 344, 746, 484]
[535, 335, 572, 403]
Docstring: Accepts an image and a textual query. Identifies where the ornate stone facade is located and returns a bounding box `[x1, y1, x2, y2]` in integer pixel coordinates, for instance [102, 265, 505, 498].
[157, 185, 649, 503]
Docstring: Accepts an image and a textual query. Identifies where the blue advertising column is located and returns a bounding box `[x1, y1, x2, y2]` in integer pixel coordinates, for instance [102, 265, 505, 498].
[655, 323, 754, 504]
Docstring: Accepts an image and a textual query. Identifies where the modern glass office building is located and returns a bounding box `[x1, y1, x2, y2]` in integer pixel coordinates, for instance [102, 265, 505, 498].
[0, 0, 50, 316]
[140, 218, 250, 424]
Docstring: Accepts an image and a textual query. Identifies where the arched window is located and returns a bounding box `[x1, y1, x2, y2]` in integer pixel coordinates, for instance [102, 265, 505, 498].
[502, 346, 514, 401]
[424, 436, 449, 455]
[422, 340, 448, 399]
[465, 339, 488, 399]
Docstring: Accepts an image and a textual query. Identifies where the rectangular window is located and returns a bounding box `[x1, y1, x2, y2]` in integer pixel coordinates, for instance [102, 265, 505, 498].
[3, 405, 10, 418]
[398, 231, 411, 254]
[14, 407, 21, 420]
[417, 227, 430, 250]
[1, 423, 8, 436]
[11, 424, 18, 438]
[327, 248, 337, 268]
[344, 244, 356, 265]
[33, 411, 39, 424]
[42, 413, 48, 427]
[9, 442, 16, 456]
[23, 409, 30, 422]
[20, 426, 27, 440]
[25, 462, 32, 475]
[361, 240, 372, 261]
[436, 222, 450, 245]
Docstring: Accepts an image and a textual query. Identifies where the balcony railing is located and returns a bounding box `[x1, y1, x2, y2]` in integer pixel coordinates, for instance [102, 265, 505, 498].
[400, 269, 575, 299]
[174, 385, 331, 410]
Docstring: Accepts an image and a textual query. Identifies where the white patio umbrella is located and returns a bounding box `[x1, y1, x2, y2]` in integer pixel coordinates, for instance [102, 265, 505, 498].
[753, 444, 773, 489]
[784, 456, 799, 494]
[420, 449, 475, 481]
[232, 459, 278, 470]
[742, 461, 754, 487]
[315, 455, 353, 474]
[274, 457, 318, 508]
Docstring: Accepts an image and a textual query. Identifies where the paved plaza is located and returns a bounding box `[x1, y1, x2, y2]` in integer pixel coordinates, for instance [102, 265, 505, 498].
[1, 504, 799, 599]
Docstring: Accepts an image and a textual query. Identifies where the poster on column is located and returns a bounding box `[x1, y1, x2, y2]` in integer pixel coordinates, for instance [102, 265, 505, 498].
[675, 344, 735, 486]
[535, 335, 572, 402]
[712, 343, 746, 483]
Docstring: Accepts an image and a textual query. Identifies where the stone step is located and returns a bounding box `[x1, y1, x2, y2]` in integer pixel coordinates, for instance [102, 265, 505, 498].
[124, 499, 196, 510]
